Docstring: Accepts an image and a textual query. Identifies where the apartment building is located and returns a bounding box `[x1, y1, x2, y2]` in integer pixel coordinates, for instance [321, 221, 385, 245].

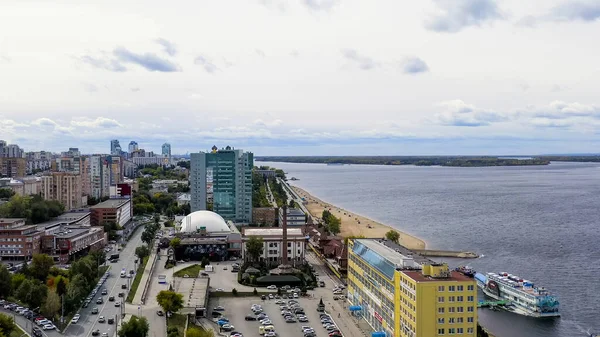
[347, 238, 478, 337]
[90, 198, 132, 227]
[0, 157, 26, 178]
[41, 172, 83, 210]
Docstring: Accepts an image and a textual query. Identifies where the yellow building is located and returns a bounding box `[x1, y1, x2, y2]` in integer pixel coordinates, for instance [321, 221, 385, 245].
[347, 239, 477, 337]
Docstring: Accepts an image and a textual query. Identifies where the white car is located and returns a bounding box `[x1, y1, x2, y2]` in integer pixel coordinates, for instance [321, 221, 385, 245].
[266, 285, 277, 290]
[71, 314, 80, 323]
[37, 319, 51, 326]
[42, 324, 56, 330]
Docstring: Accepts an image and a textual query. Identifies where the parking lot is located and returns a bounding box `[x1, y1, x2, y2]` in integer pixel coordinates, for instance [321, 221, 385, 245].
[209, 295, 342, 337]
[206, 261, 275, 293]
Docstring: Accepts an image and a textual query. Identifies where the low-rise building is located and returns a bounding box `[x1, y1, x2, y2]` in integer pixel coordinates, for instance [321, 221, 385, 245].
[0, 218, 42, 262]
[40, 225, 104, 263]
[279, 207, 306, 226]
[347, 238, 478, 337]
[90, 198, 132, 227]
[254, 169, 276, 178]
[241, 227, 306, 266]
[252, 207, 277, 226]
[177, 193, 191, 206]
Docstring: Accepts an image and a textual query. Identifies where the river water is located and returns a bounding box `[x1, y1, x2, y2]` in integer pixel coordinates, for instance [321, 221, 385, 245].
[260, 161, 600, 337]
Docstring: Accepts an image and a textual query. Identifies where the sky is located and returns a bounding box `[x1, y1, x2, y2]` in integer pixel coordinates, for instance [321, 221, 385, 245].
[1, 0, 600, 156]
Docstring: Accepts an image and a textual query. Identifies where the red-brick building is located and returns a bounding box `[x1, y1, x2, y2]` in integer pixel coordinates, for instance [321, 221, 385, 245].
[90, 198, 132, 227]
[0, 218, 42, 262]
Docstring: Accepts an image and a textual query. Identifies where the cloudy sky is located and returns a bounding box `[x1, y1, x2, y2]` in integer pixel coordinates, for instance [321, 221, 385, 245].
[1, 0, 600, 156]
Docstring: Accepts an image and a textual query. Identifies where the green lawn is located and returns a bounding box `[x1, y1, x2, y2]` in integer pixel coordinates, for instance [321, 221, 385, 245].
[9, 324, 27, 337]
[173, 264, 203, 278]
[167, 313, 187, 337]
[126, 256, 149, 303]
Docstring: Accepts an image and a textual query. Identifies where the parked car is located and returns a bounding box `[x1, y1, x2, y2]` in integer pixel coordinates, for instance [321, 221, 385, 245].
[266, 285, 277, 290]
[157, 311, 164, 316]
[92, 307, 99, 314]
[108, 318, 115, 324]
[245, 315, 257, 321]
[42, 324, 56, 330]
[92, 330, 100, 336]
[71, 314, 80, 323]
[101, 289, 108, 295]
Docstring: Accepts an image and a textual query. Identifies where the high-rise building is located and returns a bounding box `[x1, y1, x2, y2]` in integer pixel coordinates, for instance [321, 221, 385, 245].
[190, 146, 253, 223]
[110, 139, 121, 156]
[0, 140, 6, 157]
[41, 172, 83, 210]
[0, 141, 24, 158]
[347, 238, 478, 337]
[162, 143, 171, 158]
[0, 157, 26, 178]
[89, 155, 111, 199]
[128, 141, 138, 153]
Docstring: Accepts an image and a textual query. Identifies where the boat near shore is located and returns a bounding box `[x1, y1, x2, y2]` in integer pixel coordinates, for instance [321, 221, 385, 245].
[475, 271, 560, 318]
[455, 265, 476, 277]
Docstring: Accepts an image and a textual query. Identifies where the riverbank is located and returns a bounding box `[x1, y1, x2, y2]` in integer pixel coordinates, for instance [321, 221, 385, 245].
[291, 185, 426, 250]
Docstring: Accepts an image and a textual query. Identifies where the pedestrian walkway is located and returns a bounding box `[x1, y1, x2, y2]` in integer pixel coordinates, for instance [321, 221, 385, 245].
[132, 249, 157, 305]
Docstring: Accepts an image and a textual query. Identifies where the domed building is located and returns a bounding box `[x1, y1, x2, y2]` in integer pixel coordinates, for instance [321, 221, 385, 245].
[173, 210, 241, 261]
[179, 211, 231, 234]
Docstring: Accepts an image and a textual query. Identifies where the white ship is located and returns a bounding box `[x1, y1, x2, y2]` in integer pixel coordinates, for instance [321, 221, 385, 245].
[475, 272, 560, 318]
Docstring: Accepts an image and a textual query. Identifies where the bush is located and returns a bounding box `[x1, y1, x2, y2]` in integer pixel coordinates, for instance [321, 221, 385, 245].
[253, 288, 258, 295]
[232, 288, 238, 296]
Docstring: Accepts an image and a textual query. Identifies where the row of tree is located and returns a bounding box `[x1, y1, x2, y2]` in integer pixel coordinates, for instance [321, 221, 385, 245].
[321, 210, 341, 235]
[268, 177, 287, 207]
[0, 194, 65, 224]
[252, 173, 271, 208]
[0, 250, 106, 323]
[141, 216, 161, 246]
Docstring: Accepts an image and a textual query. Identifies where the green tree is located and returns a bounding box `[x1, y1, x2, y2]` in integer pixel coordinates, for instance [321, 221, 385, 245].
[66, 274, 87, 303]
[245, 237, 264, 262]
[327, 218, 341, 235]
[0, 188, 15, 199]
[141, 230, 154, 245]
[0, 266, 12, 298]
[31, 254, 54, 281]
[385, 230, 400, 244]
[0, 313, 16, 337]
[56, 277, 68, 297]
[135, 245, 150, 260]
[169, 238, 181, 249]
[11, 273, 26, 292]
[70, 257, 95, 283]
[118, 316, 150, 337]
[42, 290, 61, 319]
[156, 290, 184, 314]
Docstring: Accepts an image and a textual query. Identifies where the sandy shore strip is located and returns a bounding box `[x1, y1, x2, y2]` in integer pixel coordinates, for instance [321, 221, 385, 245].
[291, 186, 426, 250]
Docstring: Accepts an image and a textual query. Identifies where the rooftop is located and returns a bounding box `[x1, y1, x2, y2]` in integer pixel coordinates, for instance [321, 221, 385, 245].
[0, 218, 26, 224]
[243, 227, 304, 237]
[378, 239, 434, 265]
[56, 211, 90, 221]
[50, 227, 93, 239]
[357, 238, 417, 267]
[173, 277, 209, 313]
[403, 270, 473, 283]
[90, 198, 130, 209]
[285, 208, 305, 216]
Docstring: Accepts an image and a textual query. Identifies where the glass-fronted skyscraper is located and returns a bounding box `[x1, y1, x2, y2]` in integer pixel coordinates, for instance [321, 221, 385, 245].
[190, 146, 253, 223]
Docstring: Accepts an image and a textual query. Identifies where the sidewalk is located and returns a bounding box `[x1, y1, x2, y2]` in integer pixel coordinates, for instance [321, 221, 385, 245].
[132, 249, 158, 305]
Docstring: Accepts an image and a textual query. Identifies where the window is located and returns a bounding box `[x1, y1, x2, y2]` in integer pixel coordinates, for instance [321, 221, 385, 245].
[438, 307, 445, 314]
[457, 296, 463, 302]
[467, 328, 474, 334]
[438, 329, 445, 335]
[438, 286, 445, 292]
[467, 296, 474, 302]
[449, 296, 455, 302]
[288, 242, 292, 247]
[438, 318, 444, 324]
[448, 307, 455, 313]
[457, 328, 464, 334]
[467, 306, 474, 312]
[467, 285, 474, 291]
[457, 285, 463, 291]
[438, 297, 445, 303]
[448, 318, 455, 324]
[467, 317, 474, 323]
[457, 307, 464, 313]
[457, 317, 463, 323]
[449, 328, 456, 335]
[448, 286, 455, 292]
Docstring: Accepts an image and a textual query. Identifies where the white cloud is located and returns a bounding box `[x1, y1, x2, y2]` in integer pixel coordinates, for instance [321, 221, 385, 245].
[70, 117, 123, 128]
[253, 119, 283, 127]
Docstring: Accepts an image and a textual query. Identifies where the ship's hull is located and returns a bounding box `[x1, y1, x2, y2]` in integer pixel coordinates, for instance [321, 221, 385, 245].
[478, 285, 561, 318]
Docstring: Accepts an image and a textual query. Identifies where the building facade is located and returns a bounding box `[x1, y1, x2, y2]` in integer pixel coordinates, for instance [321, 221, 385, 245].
[89, 155, 111, 199]
[241, 227, 306, 266]
[40, 225, 104, 263]
[162, 143, 171, 158]
[90, 198, 132, 227]
[41, 172, 83, 210]
[190, 146, 253, 223]
[347, 239, 478, 337]
[0, 157, 26, 178]
[128, 141, 138, 153]
[252, 207, 277, 226]
[0, 218, 42, 261]
[110, 139, 122, 155]
[279, 208, 306, 226]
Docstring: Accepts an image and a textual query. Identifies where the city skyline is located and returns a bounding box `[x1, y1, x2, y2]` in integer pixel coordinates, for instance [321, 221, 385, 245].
[1, 0, 600, 155]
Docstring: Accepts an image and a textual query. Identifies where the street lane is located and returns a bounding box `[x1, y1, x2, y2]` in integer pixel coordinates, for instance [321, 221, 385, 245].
[64, 223, 144, 337]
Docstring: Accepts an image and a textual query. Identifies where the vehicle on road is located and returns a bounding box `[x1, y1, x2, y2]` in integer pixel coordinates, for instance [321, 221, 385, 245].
[32, 327, 42, 337]
[42, 324, 55, 330]
[71, 314, 80, 323]
[108, 318, 114, 324]
[118, 292, 125, 297]
[121, 284, 127, 289]
[98, 316, 105, 323]
[115, 301, 121, 307]
[96, 298, 103, 304]
[214, 306, 225, 311]
[221, 324, 235, 332]
[91, 307, 99, 314]
[109, 296, 115, 301]
[157, 311, 164, 316]
[245, 315, 257, 321]
[92, 330, 100, 336]
[101, 289, 108, 295]
[102, 333, 109, 337]
[215, 288, 224, 292]
[319, 281, 325, 287]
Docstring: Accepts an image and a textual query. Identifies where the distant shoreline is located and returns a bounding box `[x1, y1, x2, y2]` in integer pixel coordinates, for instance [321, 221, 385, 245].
[257, 156, 551, 167]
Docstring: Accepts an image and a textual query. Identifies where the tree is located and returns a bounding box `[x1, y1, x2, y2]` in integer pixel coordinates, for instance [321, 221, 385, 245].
[385, 230, 400, 244]
[245, 236, 263, 262]
[31, 254, 54, 280]
[169, 238, 181, 249]
[11, 273, 26, 292]
[70, 257, 95, 283]
[135, 245, 150, 260]
[186, 327, 214, 337]
[56, 277, 68, 297]
[0, 188, 15, 199]
[42, 291, 61, 319]
[118, 316, 150, 337]
[141, 230, 154, 245]
[288, 199, 296, 208]
[0, 313, 16, 337]
[156, 290, 184, 314]
[0, 266, 12, 298]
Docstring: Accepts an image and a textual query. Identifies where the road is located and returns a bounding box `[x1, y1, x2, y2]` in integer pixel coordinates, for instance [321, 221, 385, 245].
[62, 223, 144, 337]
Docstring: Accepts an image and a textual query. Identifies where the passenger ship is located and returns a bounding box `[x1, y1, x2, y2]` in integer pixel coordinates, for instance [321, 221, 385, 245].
[474, 271, 560, 318]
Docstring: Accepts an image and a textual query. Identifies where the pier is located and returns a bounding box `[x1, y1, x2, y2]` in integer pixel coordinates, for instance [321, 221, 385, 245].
[413, 249, 479, 258]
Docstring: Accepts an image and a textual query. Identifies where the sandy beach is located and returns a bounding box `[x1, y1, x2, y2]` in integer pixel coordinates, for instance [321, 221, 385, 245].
[291, 186, 426, 250]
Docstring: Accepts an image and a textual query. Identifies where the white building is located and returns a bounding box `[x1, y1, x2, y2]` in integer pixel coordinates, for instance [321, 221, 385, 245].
[131, 156, 170, 166]
[241, 227, 306, 266]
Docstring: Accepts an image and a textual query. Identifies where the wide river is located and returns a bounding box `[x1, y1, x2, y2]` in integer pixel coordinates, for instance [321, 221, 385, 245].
[260, 161, 600, 337]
